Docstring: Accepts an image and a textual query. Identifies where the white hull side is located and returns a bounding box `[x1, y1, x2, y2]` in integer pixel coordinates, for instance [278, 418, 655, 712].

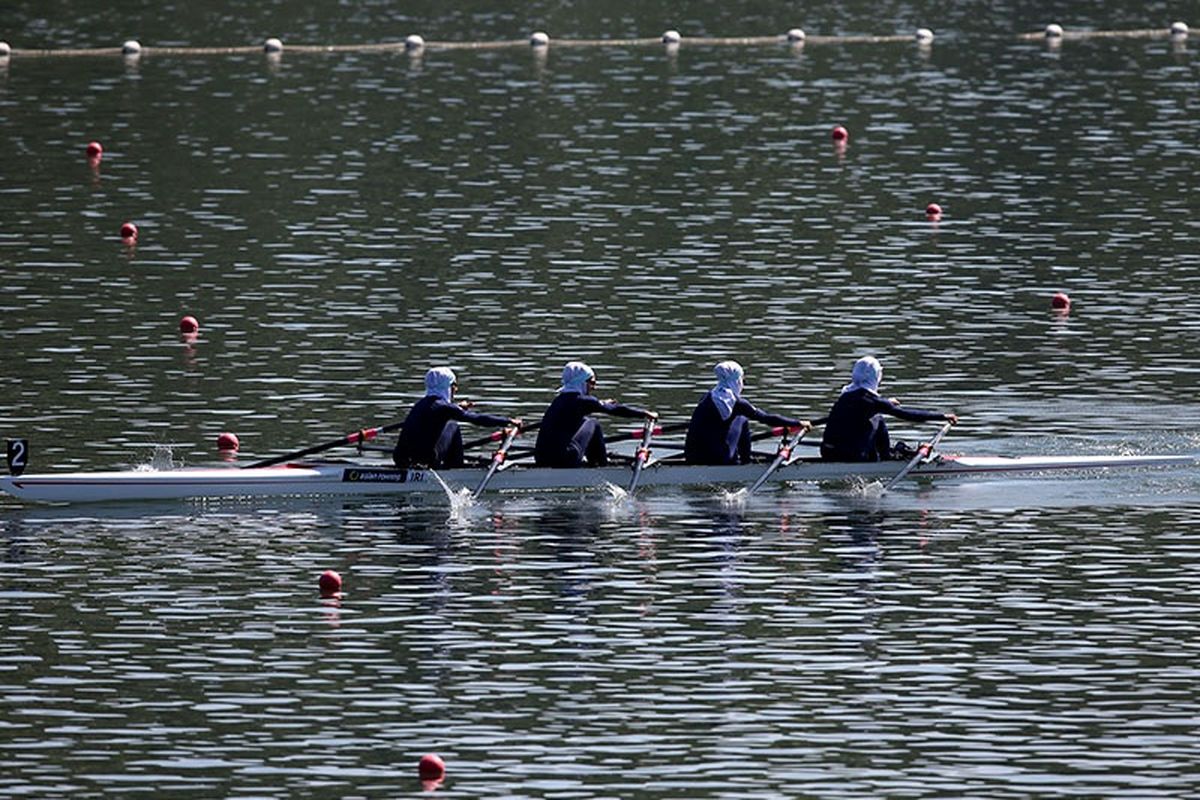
[0, 454, 1195, 504]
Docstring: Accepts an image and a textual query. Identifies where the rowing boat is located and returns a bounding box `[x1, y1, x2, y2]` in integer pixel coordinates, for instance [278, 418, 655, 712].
[1, 453, 1194, 505]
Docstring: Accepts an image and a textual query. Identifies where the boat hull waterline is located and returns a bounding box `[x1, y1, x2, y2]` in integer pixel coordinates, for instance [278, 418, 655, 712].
[1, 454, 1195, 504]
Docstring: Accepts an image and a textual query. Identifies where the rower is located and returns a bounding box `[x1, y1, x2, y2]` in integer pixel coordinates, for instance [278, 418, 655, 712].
[683, 360, 817, 465]
[392, 367, 522, 470]
[819, 356, 958, 462]
[533, 361, 657, 468]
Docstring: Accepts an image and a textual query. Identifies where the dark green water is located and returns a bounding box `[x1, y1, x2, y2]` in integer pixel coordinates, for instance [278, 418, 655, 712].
[2, 3, 1199, 797]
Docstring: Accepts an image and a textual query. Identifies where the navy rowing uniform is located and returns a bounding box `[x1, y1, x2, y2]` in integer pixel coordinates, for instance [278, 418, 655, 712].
[819, 387, 944, 462]
[534, 392, 649, 468]
[684, 394, 805, 465]
[393, 395, 510, 469]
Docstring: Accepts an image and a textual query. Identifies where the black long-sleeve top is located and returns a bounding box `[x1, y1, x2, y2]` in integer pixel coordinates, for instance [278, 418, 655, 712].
[534, 392, 648, 465]
[820, 387, 945, 462]
[683, 393, 804, 465]
[393, 395, 510, 468]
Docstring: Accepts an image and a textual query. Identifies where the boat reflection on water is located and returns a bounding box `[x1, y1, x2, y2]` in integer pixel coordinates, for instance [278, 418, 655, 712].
[526, 500, 609, 602]
[0, 516, 37, 565]
[827, 509, 888, 576]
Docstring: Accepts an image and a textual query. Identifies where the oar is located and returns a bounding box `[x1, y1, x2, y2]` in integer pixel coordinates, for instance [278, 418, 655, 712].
[245, 421, 404, 469]
[755, 425, 805, 442]
[472, 426, 521, 499]
[617, 421, 687, 440]
[510, 438, 686, 457]
[626, 417, 658, 494]
[879, 420, 955, 494]
[461, 422, 540, 451]
[746, 426, 809, 495]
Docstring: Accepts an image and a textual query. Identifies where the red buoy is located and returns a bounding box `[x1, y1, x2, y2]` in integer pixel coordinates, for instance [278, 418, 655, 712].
[831, 125, 849, 142]
[1050, 292, 1071, 311]
[318, 570, 343, 597]
[925, 202, 943, 218]
[179, 315, 199, 334]
[216, 432, 240, 452]
[119, 221, 138, 240]
[418, 753, 445, 782]
[86, 141, 103, 158]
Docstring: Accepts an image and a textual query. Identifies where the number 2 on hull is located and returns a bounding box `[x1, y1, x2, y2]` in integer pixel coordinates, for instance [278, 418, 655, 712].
[7, 439, 28, 477]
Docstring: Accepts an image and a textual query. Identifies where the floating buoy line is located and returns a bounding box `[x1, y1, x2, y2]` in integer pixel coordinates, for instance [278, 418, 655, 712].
[1019, 21, 1188, 41]
[0, 23, 1187, 61]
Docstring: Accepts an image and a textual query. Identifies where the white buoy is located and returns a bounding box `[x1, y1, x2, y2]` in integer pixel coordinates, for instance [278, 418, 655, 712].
[405, 34, 425, 50]
[263, 37, 283, 53]
[662, 30, 681, 44]
[0, 42, 10, 57]
[1045, 23, 1064, 38]
[786, 28, 806, 43]
[530, 31, 549, 47]
[122, 39, 142, 55]
[915, 28, 934, 43]
[1170, 21, 1188, 38]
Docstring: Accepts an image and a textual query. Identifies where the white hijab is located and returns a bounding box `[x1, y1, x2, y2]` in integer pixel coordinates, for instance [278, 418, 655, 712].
[710, 360, 744, 420]
[842, 356, 882, 395]
[558, 361, 595, 394]
[424, 367, 457, 402]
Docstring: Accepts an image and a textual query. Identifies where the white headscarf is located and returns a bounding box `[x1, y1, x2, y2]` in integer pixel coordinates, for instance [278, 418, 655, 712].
[842, 356, 882, 395]
[558, 361, 596, 394]
[710, 360, 744, 420]
[425, 367, 457, 402]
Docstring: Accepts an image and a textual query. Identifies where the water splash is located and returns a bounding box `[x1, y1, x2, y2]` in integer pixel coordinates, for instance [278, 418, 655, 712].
[721, 488, 749, 508]
[427, 469, 476, 520]
[831, 476, 884, 498]
[602, 482, 628, 501]
[134, 445, 179, 472]
[601, 482, 642, 517]
[859, 480, 886, 498]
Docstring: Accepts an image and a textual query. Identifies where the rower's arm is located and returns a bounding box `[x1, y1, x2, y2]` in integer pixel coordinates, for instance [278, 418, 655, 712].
[876, 395, 946, 423]
[736, 398, 800, 429]
[737, 400, 827, 430]
[591, 397, 652, 419]
[447, 402, 512, 428]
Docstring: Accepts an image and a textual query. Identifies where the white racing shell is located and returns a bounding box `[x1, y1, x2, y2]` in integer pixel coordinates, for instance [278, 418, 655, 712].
[1, 453, 1196, 504]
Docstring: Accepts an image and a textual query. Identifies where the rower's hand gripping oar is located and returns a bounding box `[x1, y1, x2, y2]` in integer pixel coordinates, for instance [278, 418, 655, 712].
[245, 421, 405, 469]
[879, 419, 955, 494]
[626, 416, 658, 494]
[747, 424, 810, 495]
[472, 425, 521, 499]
